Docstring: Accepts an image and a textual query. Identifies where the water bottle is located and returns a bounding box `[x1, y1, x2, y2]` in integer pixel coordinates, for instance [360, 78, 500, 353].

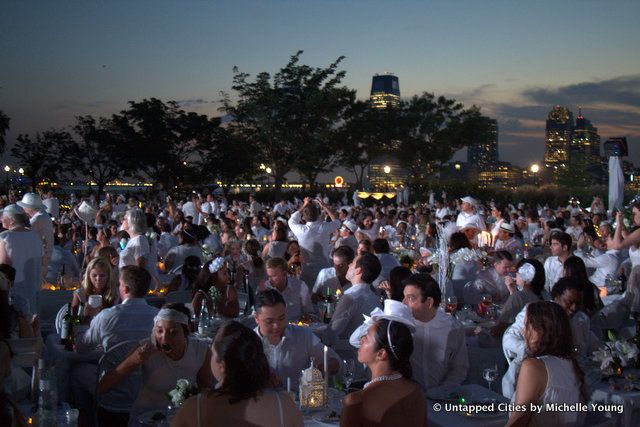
[198, 304, 210, 336]
[37, 360, 58, 427]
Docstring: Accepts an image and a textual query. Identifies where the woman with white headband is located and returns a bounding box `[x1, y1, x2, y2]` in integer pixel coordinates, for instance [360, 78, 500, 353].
[98, 302, 212, 424]
[341, 305, 427, 427]
[490, 259, 545, 338]
[192, 257, 239, 319]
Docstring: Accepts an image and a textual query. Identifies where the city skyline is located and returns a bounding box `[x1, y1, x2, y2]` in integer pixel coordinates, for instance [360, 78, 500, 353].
[1, 1, 639, 170]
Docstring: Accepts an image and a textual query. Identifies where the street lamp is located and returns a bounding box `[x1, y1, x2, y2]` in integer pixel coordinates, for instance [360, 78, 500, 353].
[265, 167, 272, 188]
[3, 165, 10, 172]
[383, 165, 391, 191]
[530, 164, 540, 173]
[454, 163, 461, 171]
[18, 168, 24, 175]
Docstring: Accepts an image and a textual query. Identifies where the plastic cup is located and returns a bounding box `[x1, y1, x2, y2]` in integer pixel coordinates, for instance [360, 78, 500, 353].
[88, 294, 103, 308]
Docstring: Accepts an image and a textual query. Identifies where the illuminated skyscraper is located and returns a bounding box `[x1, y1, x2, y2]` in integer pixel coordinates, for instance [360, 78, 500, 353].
[467, 118, 498, 170]
[370, 74, 400, 109]
[570, 108, 600, 163]
[544, 105, 573, 167]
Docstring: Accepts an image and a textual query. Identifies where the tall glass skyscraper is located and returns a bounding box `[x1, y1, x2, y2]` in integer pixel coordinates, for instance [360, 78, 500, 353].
[467, 118, 498, 170]
[544, 105, 573, 167]
[570, 109, 600, 162]
[370, 74, 400, 109]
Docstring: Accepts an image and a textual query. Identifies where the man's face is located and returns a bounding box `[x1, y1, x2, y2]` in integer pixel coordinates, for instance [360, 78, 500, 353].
[402, 285, 430, 317]
[554, 288, 580, 317]
[333, 255, 350, 278]
[549, 239, 565, 257]
[461, 202, 472, 212]
[266, 267, 287, 289]
[494, 259, 512, 276]
[497, 230, 509, 241]
[254, 304, 287, 343]
[345, 256, 360, 283]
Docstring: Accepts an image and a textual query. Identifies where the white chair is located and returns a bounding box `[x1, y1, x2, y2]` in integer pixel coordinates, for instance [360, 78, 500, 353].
[54, 304, 69, 335]
[96, 339, 142, 414]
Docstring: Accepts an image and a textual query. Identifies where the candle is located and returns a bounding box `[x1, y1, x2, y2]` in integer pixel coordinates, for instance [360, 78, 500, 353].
[287, 377, 291, 393]
[323, 345, 328, 405]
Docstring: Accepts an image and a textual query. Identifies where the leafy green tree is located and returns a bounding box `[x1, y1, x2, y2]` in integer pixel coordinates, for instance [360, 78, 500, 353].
[11, 131, 72, 191]
[113, 98, 213, 190]
[0, 110, 9, 156]
[398, 94, 491, 183]
[69, 115, 135, 197]
[222, 51, 353, 196]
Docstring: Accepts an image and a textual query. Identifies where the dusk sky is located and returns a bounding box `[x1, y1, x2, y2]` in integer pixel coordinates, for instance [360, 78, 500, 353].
[2, 0, 639, 172]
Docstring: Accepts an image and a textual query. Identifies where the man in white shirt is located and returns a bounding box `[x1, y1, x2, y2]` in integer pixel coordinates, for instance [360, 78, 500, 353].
[574, 237, 620, 288]
[17, 193, 54, 275]
[493, 222, 523, 257]
[248, 194, 263, 217]
[403, 273, 468, 390]
[253, 289, 340, 390]
[464, 251, 513, 305]
[273, 198, 291, 218]
[372, 238, 400, 285]
[543, 231, 572, 293]
[334, 220, 358, 253]
[323, 253, 381, 349]
[312, 245, 354, 302]
[434, 200, 451, 221]
[181, 195, 201, 225]
[288, 197, 340, 286]
[41, 187, 60, 220]
[264, 257, 313, 322]
[456, 196, 486, 231]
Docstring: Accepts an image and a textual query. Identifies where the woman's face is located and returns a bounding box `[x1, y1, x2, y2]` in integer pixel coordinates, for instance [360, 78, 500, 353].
[491, 207, 501, 219]
[358, 324, 380, 366]
[363, 216, 373, 229]
[515, 272, 525, 287]
[215, 265, 229, 285]
[210, 347, 224, 382]
[1, 214, 11, 229]
[154, 319, 186, 359]
[229, 243, 241, 258]
[90, 265, 109, 294]
[523, 316, 541, 353]
[357, 243, 369, 256]
[287, 242, 299, 255]
[633, 207, 640, 227]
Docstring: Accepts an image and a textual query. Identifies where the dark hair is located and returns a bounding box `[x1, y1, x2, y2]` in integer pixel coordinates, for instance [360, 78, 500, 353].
[193, 259, 227, 294]
[550, 277, 583, 300]
[161, 302, 191, 335]
[119, 265, 151, 297]
[373, 319, 413, 379]
[180, 224, 198, 245]
[563, 256, 599, 313]
[550, 231, 572, 251]
[523, 301, 586, 400]
[254, 289, 286, 312]
[356, 252, 382, 284]
[449, 232, 471, 252]
[0, 264, 16, 283]
[388, 266, 412, 302]
[302, 203, 320, 222]
[358, 210, 374, 228]
[284, 241, 299, 261]
[331, 245, 355, 264]
[372, 238, 390, 254]
[493, 250, 514, 263]
[244, 239, 264, 269]
[273, 225, 288, 243]
[0, 290, 11, 340]
[403, 273, 441, 306]
[358, 239, 372, 253]
[212, 321, 271, 404]
[182, 256, 202, 282]
[517, 258, 545, 298]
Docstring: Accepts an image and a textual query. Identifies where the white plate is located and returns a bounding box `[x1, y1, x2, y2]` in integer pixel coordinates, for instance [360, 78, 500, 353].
[426, 385, 471, 402]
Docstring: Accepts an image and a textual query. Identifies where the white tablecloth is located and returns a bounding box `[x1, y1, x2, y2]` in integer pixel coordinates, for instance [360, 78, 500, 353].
[591, 369, 640, 427]
[427, 384, 508, 427]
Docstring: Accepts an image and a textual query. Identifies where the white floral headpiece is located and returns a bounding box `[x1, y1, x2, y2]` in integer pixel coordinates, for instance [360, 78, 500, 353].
[209, 257, 225, 274]
[518, 263, 536, 283]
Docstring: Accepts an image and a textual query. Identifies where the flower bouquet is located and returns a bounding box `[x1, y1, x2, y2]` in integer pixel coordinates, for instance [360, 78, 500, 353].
[202, 244, 214, 262]
[592, 331, 640, 377]
[167, 378, 199, 408]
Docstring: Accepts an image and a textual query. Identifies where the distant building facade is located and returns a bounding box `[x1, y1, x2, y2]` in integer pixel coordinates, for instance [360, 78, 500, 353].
[467, 118, 498, 170]
[570, 109, 600, 163]
[370, 74, 400, 109]
[544, 105, 573, 168]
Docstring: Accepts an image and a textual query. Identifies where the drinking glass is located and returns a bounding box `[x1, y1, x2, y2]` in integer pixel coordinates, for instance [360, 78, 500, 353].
[343, 359, 355, 391]
[446, 296, 458, 314]
[483, 363, 499, 391]
[480, 294, 493, 312]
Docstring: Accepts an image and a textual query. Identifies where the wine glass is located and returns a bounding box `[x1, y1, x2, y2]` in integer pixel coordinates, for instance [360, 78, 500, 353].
[483, 363, 499, 391]
[446, 296, 458, 314]
[343, 359, 355, 392]
[480, 294, 493, 317]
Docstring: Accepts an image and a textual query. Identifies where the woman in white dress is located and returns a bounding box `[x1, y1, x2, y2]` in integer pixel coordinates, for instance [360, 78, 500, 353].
[506, 301, 586, 427]
[98, 303, 212, 426]
[119, 209, 158, 286]
[0, 204, 43, 313]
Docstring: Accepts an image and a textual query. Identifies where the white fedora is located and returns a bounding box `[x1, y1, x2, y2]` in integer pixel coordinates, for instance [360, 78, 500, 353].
[0, 204, 26, 217]
[16, 193, 45, 210]
[370, 299, 416, 332]
[74, 201, 98, 223]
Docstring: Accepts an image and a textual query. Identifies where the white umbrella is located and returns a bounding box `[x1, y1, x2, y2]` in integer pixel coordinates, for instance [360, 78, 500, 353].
[608, 156, 624, 213]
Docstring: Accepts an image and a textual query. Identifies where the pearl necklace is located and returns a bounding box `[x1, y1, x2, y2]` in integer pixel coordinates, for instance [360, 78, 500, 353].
[363, 373, 402, 389]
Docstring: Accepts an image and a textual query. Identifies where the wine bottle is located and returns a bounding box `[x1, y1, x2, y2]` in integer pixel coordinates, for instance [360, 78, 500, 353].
[60, 303, 72, 348]
[243, 270, 252, 315]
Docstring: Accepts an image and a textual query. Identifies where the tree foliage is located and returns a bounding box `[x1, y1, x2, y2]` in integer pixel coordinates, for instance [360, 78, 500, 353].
[11, 131, 72, 191]
[0, 110, 9, 156]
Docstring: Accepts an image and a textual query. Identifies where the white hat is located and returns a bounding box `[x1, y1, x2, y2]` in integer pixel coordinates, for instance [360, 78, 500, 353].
[341, 219, 357, 233]
[460, 196, 478, 206]
[16, 193, 45, 210]
[74, 201, 98, 223]
[499, 222, 515, 234]
[1, 204, 26, 217]
[370, 300, 416, 332]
